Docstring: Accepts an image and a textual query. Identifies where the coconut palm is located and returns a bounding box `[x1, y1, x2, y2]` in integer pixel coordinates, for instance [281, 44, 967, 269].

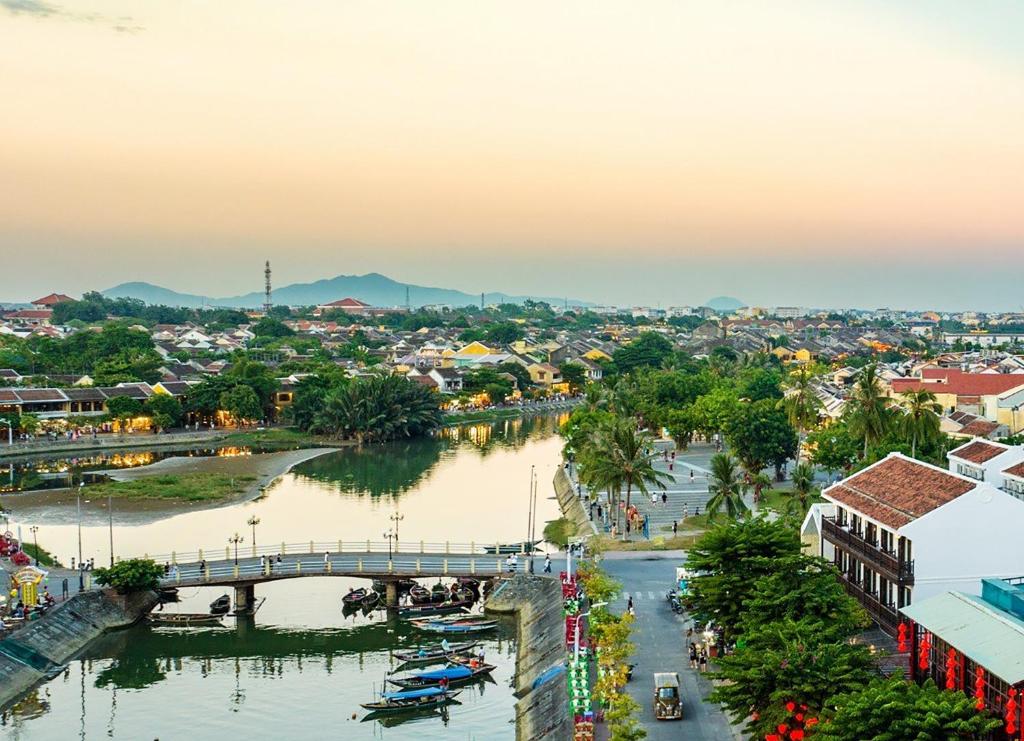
[847, 364, 892, 458]
[898, 388, 942, 459]
[784, 462, 818, 517]
[779, 365, 822, 461]
[705, 453, 750, 521]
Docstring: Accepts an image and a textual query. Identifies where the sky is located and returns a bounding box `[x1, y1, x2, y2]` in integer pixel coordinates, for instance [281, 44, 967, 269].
[1, 0, 1023, 311]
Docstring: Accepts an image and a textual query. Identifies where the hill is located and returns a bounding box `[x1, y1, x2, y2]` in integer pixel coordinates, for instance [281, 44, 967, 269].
[703, 296, 746, 312]
[103, 273, 587, 310]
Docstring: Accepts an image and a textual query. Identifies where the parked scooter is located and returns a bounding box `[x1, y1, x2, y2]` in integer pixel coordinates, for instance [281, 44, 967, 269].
[666, 589, 684, 614]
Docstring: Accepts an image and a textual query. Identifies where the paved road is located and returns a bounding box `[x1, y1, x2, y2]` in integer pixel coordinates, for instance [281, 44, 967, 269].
[602, 553, 741, 741]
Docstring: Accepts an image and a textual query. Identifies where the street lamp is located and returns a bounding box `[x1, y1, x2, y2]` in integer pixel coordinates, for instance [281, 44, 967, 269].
[247, 516, 261, 548]
[229, 533, 244, 565]
[383, 529, 396, 563]
[389, 511, 404, 547]
[574, 602, 608, 661]
[29, 525, 38, 565]
[76, 481, 84, 591]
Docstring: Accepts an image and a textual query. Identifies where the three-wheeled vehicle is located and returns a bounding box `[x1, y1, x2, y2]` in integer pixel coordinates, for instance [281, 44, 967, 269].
[653, 672, 682, 720]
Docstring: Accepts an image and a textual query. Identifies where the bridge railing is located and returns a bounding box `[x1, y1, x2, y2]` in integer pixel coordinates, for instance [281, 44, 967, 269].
[142, 539, 543, 565]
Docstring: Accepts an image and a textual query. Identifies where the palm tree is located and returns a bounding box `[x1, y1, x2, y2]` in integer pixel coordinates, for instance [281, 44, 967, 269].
[847, 364, 892, 458]
[705, 453, 749, 521]
[749, 471, 773, 506]
[779, 365, 822, 462]
[588, 417, 670, 537]
[784, 462, 817, 517]
[898, 389, 942, 459]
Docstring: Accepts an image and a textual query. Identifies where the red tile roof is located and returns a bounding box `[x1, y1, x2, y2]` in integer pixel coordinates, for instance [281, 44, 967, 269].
[31, 293, 74, 306]
[1005, 462, 1024, 480]
[321, 297, 370, 308]
[824, 455, 976, 529]
[958, 419, 1000, 438]
[949, 440, 1006, 464]
[891, 369, 1024, 397]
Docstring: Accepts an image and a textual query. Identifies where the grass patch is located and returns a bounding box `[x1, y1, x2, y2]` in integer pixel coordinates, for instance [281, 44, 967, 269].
[543, 517, 573, 547]
[21, 541, 62, 567]
[593, 533, 701, 551]
[220, 427, 314, 447]
[758, 488, 822, 516]
[87, 473, 258, 502]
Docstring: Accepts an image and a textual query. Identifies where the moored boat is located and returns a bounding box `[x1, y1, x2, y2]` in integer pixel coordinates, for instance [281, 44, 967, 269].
[387, 663, 495, 689]
[149, 613, 223, 627]
[360, 686, 461, 713]
[409, 585, 432, 604]
[209, 594, 231, 615]
[415, 620, 498, 634]
[361, 591, 381, 609]
[398, 602, 470, 619]
[343, 588, 368, 605]
[391, 641, 479, 666]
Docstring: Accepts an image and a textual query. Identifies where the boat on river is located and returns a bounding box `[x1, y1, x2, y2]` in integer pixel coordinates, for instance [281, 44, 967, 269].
[361, 591, 380, 609]
[149, 613, 223, 627]
[482, 540, 542, 555]
[391, 641, 479, 666]
[409, 585, 432, 604]
[343, 588, 367, 605]
[398, 602, 471, 619]
[414, 619, 498, 635]
[360, 686, 462, 713]
[209, 595, 231, 615]
[387, 663, 495, 689]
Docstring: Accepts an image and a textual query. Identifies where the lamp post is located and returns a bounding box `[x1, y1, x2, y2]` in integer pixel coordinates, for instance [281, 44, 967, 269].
[574, 602, 607, 662]
[229, 533, 243, 565]
[107, 494, 114, 567]
[247, 516, 261, 548]
[389, 511, 404, 548]
[383, 529, 396, 564]
[77, 481, 84, 591]
[29, 525, 38, 565]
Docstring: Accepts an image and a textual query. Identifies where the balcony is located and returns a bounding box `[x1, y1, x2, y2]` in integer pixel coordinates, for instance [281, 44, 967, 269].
[821, 517, 914, 584]
[837, 572, 901, 636]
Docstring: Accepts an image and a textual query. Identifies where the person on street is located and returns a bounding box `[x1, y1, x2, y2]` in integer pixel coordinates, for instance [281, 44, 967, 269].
[689, 642, 698, 669]
[661, 492, 668, 506]
[544, 555, 552, 573]
[672, 520, 678, 537]
[699, 649, 708, 673]
[627, 595, 634, 613]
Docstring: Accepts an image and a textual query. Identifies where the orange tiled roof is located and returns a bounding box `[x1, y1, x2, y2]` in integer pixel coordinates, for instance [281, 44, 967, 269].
[1004, 462, 1024, 480]
[825, 455, 975, 529]
[949, 440, 1006, 464]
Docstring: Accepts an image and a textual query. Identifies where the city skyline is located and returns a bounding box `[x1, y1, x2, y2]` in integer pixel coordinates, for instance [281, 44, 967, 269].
[2, 0, 1023, 310]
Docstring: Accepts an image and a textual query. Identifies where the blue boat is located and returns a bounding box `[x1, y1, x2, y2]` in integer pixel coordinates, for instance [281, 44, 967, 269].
[416, 619, 497, 634]
[388, 662, 495, 689]
[360, 685, 462, 712]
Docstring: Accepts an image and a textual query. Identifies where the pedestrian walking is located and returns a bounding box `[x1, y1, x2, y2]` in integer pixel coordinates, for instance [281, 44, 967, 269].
[699, 649, 708, 673]
[688, 642, 698, 669]
[324, 551, 330, 567]
[625, 519, 631, 535]
[661, 492, 668, 506]
[672, 520, 678, 537]
[597, 504, 603, 520]
[627, 595, 634, 613]
[689, 468, 694, 483]
[505, 555, 514, 573]
[544, 555, 552, 573]
[683, 503, 689, 520]
[651, 492, 658, 507]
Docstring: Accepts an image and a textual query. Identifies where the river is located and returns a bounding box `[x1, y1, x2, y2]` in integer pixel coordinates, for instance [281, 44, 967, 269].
[0, 414, 568, 740]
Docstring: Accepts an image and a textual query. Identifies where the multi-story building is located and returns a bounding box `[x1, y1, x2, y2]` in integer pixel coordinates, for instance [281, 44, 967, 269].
[816, 444, 1024, 636]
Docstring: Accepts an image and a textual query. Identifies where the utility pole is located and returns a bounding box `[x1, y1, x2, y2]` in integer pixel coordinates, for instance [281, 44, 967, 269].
[480, 292, 485, 310]
[263, 260, 272, 314]
[405, 285, 410, 311]
[108, 494, 114, 567]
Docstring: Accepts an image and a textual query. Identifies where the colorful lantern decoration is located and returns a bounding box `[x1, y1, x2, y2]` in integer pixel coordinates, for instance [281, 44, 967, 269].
[897, 622, 908, 652]
[1006, 688, 1018, 737]
[918, 634, 931, 672]
[945, 648, 957, 691]
[974, 666, 985, 711]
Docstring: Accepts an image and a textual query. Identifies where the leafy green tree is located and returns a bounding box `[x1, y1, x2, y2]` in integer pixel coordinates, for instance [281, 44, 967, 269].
[738, 367, 783, 402]
[92, 558, 165, 593]
[286, 375, 336, 430]
[779, 365, 822, 461]
[482, 321, 523, 346]
[219, 385, 262, 423]
[251, 317, 295, 338]
[462, 367, 514, 402]
[813, 678, 1002, 741]
[558, 361, 587, 393]
[691, 386, 741, 439]
[143, 394, 183, 431]
[740, 555, 868, 640]
[784, 461, 818, 517]
[612, 332, 674, 374]
[664, 407, 698, 451]
[705, 453, 749, 521]
[105, 395, 143, 434]
[496, 362, 532, 392]
[709, 618, 874, 739]
[807, 424, 860, 478]
[847, 363, 892, 458]
[314, 373, 443, 444]
[684, 517, 801, 638]
[897, 388, 942, 459]
[724, 398, 798, 479]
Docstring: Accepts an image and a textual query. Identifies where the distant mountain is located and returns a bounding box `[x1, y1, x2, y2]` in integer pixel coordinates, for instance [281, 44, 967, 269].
[102, 273, 588, 310]
[703, 296, 746, 312]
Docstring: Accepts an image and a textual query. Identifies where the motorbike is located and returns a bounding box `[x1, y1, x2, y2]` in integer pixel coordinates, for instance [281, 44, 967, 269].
[666, 589, 684, 614]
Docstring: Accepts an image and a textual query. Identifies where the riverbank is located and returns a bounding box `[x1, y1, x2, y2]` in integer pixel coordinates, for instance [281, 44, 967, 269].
[552, 466, 597, 540]
[485, 575, 572, 741]
[0, 588, 157, 710]
[443, 398, 581, 425]
[3, 447, 336, 524]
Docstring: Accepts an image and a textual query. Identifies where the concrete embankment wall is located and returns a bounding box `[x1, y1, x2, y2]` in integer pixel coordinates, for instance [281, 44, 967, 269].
[553, 467, 596, 538]
[0, 589, 157, 709]
[486, 576, 572, 741]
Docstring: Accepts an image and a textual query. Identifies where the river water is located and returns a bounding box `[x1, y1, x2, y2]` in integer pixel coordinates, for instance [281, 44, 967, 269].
[0, 414, 568, 741]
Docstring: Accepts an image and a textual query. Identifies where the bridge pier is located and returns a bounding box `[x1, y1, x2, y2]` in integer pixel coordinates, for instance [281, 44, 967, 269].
[234, 584, 256, 614]
[384, 580, 400, 612]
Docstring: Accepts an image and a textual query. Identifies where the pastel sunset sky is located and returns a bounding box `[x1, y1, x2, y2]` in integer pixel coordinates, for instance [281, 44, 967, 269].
[2, 1, 1022, 309]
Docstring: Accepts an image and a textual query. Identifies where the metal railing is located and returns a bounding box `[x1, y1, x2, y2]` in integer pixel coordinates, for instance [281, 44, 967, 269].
[822, 517, 914, 583]
[141, 540, 542, 566]
[838, 572, 900, 636]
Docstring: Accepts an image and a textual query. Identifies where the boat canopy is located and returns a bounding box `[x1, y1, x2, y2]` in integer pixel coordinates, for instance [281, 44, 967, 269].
[381, 686, 445, 700]
[415, 665, 473, 681]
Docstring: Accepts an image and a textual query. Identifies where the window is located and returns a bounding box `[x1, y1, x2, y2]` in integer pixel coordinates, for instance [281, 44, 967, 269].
[1003, 479, 1024, 500]
[956, 463, 984, 481]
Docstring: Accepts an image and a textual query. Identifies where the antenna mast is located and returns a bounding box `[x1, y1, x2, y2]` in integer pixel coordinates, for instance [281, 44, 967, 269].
[263, 261, 272, 314]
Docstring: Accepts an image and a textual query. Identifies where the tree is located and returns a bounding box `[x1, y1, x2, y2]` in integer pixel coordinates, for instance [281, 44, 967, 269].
[779, 365, 822, 462]
[251, 317, 295, 338]
[287, 375, 336, 430]
[497, 362, 532, 392]
[462, 367, 514, 402]
[724, 398, 798, 480]
[612, 332, 674, 374]
[898, 388, 942, 459]
[664, 407, 697, 451]
[738, 367, 783, 402]
[684, 517, 801, 638]
[813, 678, 1002, 741]
[559, 361, 587, 393]
[143, 393, 183, 432]
[705, 453, 749, 521]
[806, 424, 860, 479]
[92, 558, 165, 593]
[709, 617, 874, 739]
[219, 385, 263, 423]
[691, 386, 741, 439]
[314, 374, 443, 444]
[784, 461, 818, 517]
[105, 395, 143, 434]
[847, 364, 892, 458]
[482, 321, 523, 346]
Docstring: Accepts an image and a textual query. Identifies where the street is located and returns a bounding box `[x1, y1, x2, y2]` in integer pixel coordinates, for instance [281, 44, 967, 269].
[602, 551, 741, 741]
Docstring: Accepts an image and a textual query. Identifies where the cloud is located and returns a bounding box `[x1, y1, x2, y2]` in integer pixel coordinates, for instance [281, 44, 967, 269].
[1, 0, 143, 31]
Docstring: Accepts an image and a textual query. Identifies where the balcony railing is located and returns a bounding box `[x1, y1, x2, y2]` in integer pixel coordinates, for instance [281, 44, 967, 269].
[822, 516, 914, 583]
[837, 572, 901, 636]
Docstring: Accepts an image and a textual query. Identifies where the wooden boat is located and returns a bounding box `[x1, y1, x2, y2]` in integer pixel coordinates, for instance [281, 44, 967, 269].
[149, 613, 223, 627]
[373, 579, 417, 595]
[361, 591, 381, 609]
[360, 686, 461, 713]
[398, 602, 470, 619]
[209, 595, 231, 615]
[483, 540, 541, 555]
[361, 703, 457, 727]
[429, 583, 447, 603]
[409, 585, 432, 605]
[409, 613, 489, 627]
[388, 663, 495, 689]
[343, 588, 368, 605]
[415, 620, 498, 635]
[391, 641, 479, 666]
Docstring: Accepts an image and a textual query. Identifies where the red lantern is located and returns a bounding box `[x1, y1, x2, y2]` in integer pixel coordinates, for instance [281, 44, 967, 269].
[766, 735, 781, 741]
[975, 666, 985, 711]
[1006, 689, 1018, 736]
[778, 724, 788, 734]
[919, 635, 931, 671]
[897, 623, 908, 652]
[945, 648, 957, 691]
[790, 732, 804, 741]
[786, 701, 796, 713]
